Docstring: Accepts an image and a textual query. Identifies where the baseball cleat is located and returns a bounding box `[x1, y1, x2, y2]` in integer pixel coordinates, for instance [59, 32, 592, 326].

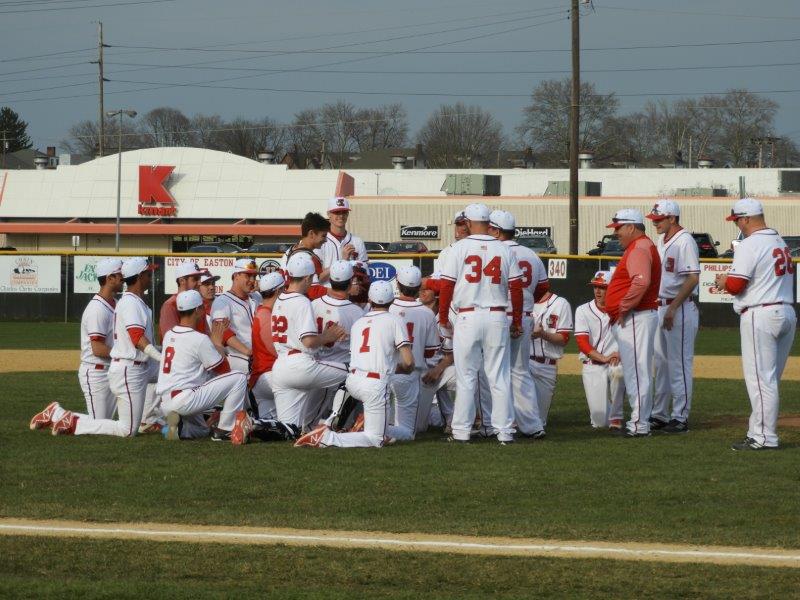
[294, 424, 328, 448]
[608, 418, 624, 430]
[521, 430, 546, 440]
[624, 430, 651, 438]
[210, 427, 231, 442]
[162, 411, 181, 441]
[662, 419, 689, 434]
[230, 410, 253, 446]
[204, 408, 221, 430]
[51, 412, 78, 436]
[349, 413, 365, 432]
[446, 435, 470, 444]
[30, 401, 61, 430]
[138, 422, 163, 435]
[731, 438, 777, 451]
[648, 417, 669, 431]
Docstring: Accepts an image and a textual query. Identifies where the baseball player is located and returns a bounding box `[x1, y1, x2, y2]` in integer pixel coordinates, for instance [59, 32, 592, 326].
[77, 258, 123, 420]
[574, 270, 625, 429]
[159, 261, 205, 338]
[307, 260, 367, 425]
[715, 198, 797, 451]
[210, 258, 261, 375]
[605, 209, 662, 437]
[197, 270, 220, 331]
[388, 266, 440, 440]
[282, 212, 331, 300]
[530, 287, 573, 428]
[489, 210, 549, 438]
[157, 290, 247, 442]
[250, 271, 285, 420]
[437, 203, 524, 444]
[646, 200, 700, 433]
[295, 280, 414, 448]
[269, 253, 349, 429]
[318, 197, 369, 281]
[36, 257, 162, 437]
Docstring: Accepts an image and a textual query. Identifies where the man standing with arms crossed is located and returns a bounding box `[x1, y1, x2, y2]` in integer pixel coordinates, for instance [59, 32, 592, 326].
[318, 197, 368, 274]
[715, 198, 796, 451]
[437, 203, 524, 444]
[646, 200, 700, 434]
[605, 209, 661, 437]
[282, 212, 332, 299]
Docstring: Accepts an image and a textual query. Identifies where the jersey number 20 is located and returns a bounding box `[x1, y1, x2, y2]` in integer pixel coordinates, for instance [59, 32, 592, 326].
[464, 255, 502, 284]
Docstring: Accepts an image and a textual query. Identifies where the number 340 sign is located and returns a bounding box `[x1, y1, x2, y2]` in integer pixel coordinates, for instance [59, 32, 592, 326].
[547, 258, 567, 279]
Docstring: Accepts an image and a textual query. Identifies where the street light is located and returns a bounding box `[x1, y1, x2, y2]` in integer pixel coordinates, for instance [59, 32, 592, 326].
[106, 109, 137, 252]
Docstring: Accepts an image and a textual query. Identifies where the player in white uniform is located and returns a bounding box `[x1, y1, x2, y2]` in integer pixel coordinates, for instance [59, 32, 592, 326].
[715, 198, 797, 450]
[269, 253, 349, 429]
[78, 258, 123, 420]
[489, 210, 549, 438]
[438, 203, 524, 444]
[307, 260, 367, 424]
[281, 212, 331, 300]
[317, 197, 368, 286]
[157, 290, 247, 442]
[38, 258, 163, 437]
[388, 266, 440, 440]
[574, 271, 625, 429]
[646, 200, 700, 433]
[210, 258, 261, 376]
[295, 280, 414, 448]
[530, 290, 573, 427]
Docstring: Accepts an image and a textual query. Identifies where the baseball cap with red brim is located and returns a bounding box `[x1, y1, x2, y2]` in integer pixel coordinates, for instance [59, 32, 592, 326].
[607, 208, 644, 229]
[589, 270, 612, 287]
[328, 196, 351, 213]
[175, 261, 205, 280]
[233, 258, 259, 274]
[725, 198, 763, 221]
[121, 257, 158, 279]
[646, 200, 680, 221]
[199, 270, 220, 284]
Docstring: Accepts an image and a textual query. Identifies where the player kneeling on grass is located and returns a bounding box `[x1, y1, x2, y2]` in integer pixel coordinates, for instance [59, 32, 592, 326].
[574, 271, 625, 430]
[295, 281, 414, 448]
[156, 290, 247, 442]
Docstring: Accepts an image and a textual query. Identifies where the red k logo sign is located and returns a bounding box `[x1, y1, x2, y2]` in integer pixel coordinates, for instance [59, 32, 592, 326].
[139, 165, 175, 203]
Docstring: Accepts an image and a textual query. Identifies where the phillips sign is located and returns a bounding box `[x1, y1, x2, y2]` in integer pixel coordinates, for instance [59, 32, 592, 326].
[138, 165, 177, 216]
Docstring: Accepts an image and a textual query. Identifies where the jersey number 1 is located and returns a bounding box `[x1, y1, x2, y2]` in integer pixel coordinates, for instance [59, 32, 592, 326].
[359, 327, 371, 353]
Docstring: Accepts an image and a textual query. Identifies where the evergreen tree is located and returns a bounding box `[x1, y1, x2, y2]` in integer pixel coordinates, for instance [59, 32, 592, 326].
[0, 107, 32, 152]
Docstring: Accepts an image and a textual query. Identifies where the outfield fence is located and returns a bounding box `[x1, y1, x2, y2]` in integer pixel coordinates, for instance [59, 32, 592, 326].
[0, 251, 797, 327]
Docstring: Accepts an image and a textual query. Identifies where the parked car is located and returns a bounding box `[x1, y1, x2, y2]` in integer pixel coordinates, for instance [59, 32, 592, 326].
[188, 242, 243, 254]
[246, 242, 291, 254]
[364, 241, 390, 254]
[587, 235, 623, 256]
[691, 232, 720, 259]
[517, 235, 557, 255]
[387, 241, 429, 253]
[784, 235, 800, 257]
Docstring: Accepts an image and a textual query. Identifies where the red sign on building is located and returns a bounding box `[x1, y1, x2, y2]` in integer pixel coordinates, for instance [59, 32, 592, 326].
[138, 165, 177, 216]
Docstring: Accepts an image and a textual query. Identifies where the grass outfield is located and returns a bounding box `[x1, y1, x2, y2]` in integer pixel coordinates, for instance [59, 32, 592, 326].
[2, 371, 798, 550]
[1, 321, 798, 355]
[2, 537, 799, 599]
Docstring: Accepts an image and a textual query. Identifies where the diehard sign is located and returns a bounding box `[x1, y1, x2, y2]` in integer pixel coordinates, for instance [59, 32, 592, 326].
[138, 165, 177, 217]
[547, 258, 567, 279]
[0, 255, 61, 293]
[400, 225, 439, 240]
[164, 256, 235, 295]
[516, 226, 552, 238]
[74, 255, 117, 293]
[699, 263, 734, 304]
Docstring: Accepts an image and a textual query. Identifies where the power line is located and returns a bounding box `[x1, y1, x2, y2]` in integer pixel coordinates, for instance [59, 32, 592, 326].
[0, 47, 94, 64]
[0, 0, 177, 14]
[597, 4, 800, 21]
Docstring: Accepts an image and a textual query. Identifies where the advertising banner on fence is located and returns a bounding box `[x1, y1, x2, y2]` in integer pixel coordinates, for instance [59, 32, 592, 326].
[164, 256, 238, 295]
[0, 255, 61, 293]
[74, 256, 117, 293]
[699, 263, 734, 304]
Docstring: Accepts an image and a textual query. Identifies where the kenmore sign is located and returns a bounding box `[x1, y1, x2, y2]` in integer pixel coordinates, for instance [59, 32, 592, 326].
[400, 225, 439, 240]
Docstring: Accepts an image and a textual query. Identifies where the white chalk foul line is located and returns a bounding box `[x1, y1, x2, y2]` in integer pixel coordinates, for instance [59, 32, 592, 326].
[2, 523, 800, 566]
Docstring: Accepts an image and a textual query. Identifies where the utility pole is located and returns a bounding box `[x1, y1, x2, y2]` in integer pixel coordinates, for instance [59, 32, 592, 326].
[568, 0, 580, 255]
[1, 130, 8, 169]
[92, 22, 107, 157]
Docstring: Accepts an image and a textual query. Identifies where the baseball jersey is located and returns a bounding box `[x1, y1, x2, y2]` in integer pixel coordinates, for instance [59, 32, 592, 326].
[389, 298, 440, 369]
[728, 228, 795, 314]
[349, 311, 410, 378]
[80, 294, 116, 366]
[605, 235, 661, 322]
[250, 304, 277, 386]
[156, 326, 225, 395]
[440, 234, 522, 309]
[504, 240, 547, 313]
[531, 293, 573, 361]
[318, 231, 368, 267]
[271, 292, 318, 356]
[211, 290, 261, 358]
[574, 300, 618, 361]
[160, 294, 208, 339]
[657, 228, 700, 299]
[110, 292, 154, 362]
[312, 295, 366, 363]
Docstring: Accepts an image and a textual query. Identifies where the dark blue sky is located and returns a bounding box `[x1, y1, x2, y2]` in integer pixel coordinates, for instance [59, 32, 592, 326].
[2, 0, 799, 152]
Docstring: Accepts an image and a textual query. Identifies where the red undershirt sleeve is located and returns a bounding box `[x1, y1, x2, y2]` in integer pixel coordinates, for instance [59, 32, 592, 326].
[307, 284, 328, 300]
[128, 327, 145, 346]
[438, 280, 455, 326]
[725, 275, 748, 295]
[575, 333, 594, 355]
[509, 278, 523, 327]
[559, 332, 570, 343]
[424, 278, 442, 293]
[533, 280, 550, 302]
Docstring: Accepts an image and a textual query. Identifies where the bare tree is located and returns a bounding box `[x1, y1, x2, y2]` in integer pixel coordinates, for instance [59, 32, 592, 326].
[318, 101, 362, 168]
[517, 78, 619, 166]
[711, 90, 778, 166]
[189, 113, 226, 150]
[288, 108, 324, 159]
[355, 103, 409, 151]
[416, 103, 504, 168]
[141, 107, 192, 147]
[61, 118, 144, 156]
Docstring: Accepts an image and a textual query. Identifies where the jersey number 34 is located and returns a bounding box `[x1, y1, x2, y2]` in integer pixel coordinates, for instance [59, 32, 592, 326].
[464, 255, 502, 284]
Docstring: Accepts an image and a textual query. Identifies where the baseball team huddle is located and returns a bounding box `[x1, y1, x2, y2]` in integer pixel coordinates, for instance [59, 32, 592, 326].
[30, 195, 797, 450]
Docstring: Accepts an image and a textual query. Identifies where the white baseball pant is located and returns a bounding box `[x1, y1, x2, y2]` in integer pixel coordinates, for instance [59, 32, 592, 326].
[161, 371, 247, 435]
[740, 304, 796, 448]
[418, 365, 456, 432]
[510, 315, 543, 434]
[613, 309, 658, 435]
[451, 309, 514, 442]
[227, 354, 251, 375]
[474, 367, 494, 436]
[390, 370, 422, 440]
[74, 360, 151, 437]
[652, 301, 699, 424]
[530, 361, 557, 427]
[304, 385, 341, 429]
[581, 362, 625, 428]
[251, 372, 277, 420]
[270, 353, 348, 427]
[78, 363, 115, 420]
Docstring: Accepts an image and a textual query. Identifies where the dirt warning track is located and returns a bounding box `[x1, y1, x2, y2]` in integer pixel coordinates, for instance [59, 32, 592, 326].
[2, 518, 799, 569]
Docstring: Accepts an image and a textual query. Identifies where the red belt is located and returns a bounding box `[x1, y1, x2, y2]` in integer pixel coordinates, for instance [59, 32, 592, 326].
[507, 311, 533, 316]
[659, 296, 698, 306]
[741, 302, 787, 314]
[287, 349, 301, 355]
[531, 357, 557, 365]
[85, 363, 107, 371]
[171, 389, 184, 398]
[112, 358, 145, 366]
[350, 368, 381, 379]
[458, 306, 505, 313]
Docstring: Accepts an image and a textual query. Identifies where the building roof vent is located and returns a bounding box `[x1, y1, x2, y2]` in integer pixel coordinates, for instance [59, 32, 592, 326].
[391, 155, 407, 169]
[33, 156, 48, 170]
